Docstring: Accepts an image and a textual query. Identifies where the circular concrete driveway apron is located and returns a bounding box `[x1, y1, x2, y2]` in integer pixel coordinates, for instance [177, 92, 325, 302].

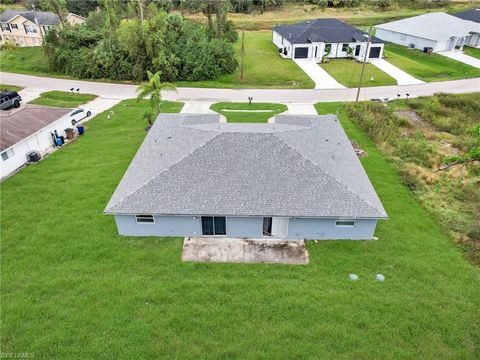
[1, 72, 479, 104]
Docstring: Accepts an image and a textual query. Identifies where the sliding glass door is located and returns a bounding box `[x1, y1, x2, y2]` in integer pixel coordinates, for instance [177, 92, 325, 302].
[201, 216, 226, 236]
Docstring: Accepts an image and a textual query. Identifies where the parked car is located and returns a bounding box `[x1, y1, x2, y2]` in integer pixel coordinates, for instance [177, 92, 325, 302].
[0, 91, 22, 110]
[69, 107, 92, 125]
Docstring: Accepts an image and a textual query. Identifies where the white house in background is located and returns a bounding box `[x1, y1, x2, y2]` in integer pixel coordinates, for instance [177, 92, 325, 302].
[105, 114, 387, 240]
[375, 12, 480, 52]
[0, 105, 72, 179]
[272, 18, 385, 62]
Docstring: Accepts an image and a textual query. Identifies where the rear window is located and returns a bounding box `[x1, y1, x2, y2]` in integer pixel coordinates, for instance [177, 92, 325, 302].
[70, 109, 83, 116]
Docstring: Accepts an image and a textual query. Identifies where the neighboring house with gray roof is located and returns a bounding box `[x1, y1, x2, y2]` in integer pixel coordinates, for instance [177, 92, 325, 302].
[105, 114, 387, 240]
[454, 8, 480, 24]
[0, 9, 84, 47]
[272, 18, 385, 62]
[375, 12, 480, 52]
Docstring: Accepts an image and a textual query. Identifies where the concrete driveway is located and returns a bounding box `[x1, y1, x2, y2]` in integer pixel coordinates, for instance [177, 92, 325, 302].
[370, 59, 424, 85]
[438, 50, 480, 69]
[293, 59, 346, 89]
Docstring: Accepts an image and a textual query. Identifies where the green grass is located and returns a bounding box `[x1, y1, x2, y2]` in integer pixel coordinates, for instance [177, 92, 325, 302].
[320, 59, 397, 87]
[384, 44, 480, 82]
[0, 83, 22, 92]
[176, 31, 315, 89]
[0, 47, 51, 76]
[210, 102, 287, 122]
[463, 46, 480, 60]
[1, 98, 480, 358]
[29, 91, 98, 108]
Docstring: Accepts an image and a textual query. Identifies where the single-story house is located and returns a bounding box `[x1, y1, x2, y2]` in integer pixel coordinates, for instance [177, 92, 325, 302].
[105, 114, 388, 240]
[375, 12, 480, 52]
[0, 105, 71, 179]
[454, 8, 480, 23]
[0, 9, 84, 47]
[272, 18, 385, 62]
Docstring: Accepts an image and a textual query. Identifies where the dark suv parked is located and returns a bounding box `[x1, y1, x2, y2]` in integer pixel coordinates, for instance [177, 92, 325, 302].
[0, 91, 22, 110]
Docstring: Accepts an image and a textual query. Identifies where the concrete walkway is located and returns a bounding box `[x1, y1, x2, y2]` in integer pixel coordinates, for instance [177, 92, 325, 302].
[182, 237, 309, 264]
[286, 103, 317, 115]
[84, 97, 122, 116]
[293, 59, 346, 89]
[438, 50, 480, 69]
[370, 59, 424, 85]
[180, 101, 215, 113]
[2, 72, 480, 103]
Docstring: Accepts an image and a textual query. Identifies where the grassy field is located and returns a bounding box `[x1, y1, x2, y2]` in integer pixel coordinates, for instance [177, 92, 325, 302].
[320, 59, 397, 87]
[0, 47, 51, 76]
[29, 91, 97, 108]
[0, 83, 22, 92]
[1, 97, 479, 358]
[210, 102, 287, 122]
[176, 31, 314, 89]
[463, 46, 480, 60]
[384, 44, 480, 82]
[184, 2, 474, 30]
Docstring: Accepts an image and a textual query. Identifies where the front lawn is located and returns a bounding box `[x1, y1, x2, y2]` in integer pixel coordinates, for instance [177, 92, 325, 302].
[463, 46, 480, 60]
[29, 91, 97, 108]
[320, 59, 397, 87]
[0, 83, 23, 92]
[1, 99, 479, 358]
[384, 44, 480, 82]
[210, 102, 287, 122]
[176, 31, 315, 89]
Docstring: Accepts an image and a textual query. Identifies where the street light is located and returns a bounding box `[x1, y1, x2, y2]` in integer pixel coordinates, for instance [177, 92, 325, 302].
[355, 31, 372, 102]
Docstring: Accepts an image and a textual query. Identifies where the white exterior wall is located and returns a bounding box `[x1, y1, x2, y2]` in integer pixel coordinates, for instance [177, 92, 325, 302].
[375, 28, 439, 51]
[0, 114, 75, 179]
[113, 215, 380, 240]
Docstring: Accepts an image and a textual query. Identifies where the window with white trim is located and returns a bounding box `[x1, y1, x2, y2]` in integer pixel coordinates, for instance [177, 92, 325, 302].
[336, 219, 355, 227]
[24, 24, 37, 33]
[135, 215, 154, 224]
[1, 23, 11, 32]
[11, 24, 18, 30]
[341, 43, 349, 52]
[1, 148, 15, 161]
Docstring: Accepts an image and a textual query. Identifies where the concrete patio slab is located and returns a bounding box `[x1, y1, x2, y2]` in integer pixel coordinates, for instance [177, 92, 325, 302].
[369, 59, 424, 85]
[438, 50, 480, 69]
[294, 59, 346, 89]
[182, 237, 309, 265]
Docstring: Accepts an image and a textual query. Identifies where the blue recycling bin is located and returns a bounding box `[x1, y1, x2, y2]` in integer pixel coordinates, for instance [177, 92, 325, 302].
[77, 125, 85, 135]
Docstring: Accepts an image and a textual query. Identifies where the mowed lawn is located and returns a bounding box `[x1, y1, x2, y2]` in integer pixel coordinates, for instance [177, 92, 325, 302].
[29, 91, 97, 108]
[1, 100, 480, 358]
[463, 46, 480, 60]
[176, 31, 315, 89]
[0, 83, 23, 92]
[210, 102, 287, 122]
[320, 59, 397, 87]
[384, 43, 480, 82]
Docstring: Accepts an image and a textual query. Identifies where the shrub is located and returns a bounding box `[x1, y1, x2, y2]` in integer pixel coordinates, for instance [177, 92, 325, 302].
[393, 131, 435, 167]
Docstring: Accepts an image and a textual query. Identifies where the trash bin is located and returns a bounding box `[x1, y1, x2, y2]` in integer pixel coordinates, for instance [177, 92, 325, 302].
[76, 125, 85, 135]
[64, 128, 75, 140]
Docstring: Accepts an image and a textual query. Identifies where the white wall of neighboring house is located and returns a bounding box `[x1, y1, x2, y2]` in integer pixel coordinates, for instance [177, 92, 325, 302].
[0, 114, 75, 179]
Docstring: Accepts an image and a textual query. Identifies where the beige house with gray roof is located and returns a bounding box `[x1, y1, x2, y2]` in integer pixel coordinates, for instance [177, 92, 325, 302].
[0, 9, 84, 47]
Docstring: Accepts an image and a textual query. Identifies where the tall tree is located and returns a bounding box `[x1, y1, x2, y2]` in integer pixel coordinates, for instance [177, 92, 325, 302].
[136, 70, 177, 120]
[40, 0, 67, 25]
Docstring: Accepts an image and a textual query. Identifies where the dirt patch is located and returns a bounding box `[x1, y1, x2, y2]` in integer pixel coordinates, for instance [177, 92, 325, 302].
[351, 141, 368, 157]
[182, 237, 309, 265]
[394, 110, 428, 128]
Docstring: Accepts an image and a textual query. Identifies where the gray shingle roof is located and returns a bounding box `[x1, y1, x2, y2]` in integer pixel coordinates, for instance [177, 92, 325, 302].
[105, 114, 387, 219]
[376, 12, 480, 41]
[273, 18, 384, 45]
[0, 10, 60, 25]
[454, 8, 480, 23]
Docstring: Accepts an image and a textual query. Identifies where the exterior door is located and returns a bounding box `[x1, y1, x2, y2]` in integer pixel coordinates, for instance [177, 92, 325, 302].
[201, 216, 226, 236]
[264, 217, 289, 237]
[355, 45, 361, 56]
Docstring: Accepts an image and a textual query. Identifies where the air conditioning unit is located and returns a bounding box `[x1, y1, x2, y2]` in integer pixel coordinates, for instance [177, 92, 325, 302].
[408, 43, 415, 49]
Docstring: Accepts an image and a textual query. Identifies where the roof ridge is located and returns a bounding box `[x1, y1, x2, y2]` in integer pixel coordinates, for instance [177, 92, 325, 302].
[106, 131, 221, 213]
[274, 132, 385, 217]
[293, 19, 318, 43]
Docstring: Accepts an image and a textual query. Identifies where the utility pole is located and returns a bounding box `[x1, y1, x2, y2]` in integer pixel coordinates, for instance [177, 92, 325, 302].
[355, 28, 372, 102]
[240, 26, 245, 81]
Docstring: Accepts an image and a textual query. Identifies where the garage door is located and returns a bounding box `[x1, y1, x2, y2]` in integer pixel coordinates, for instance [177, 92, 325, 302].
[369, 47, 381, 59]
[294, 47, 309, 59]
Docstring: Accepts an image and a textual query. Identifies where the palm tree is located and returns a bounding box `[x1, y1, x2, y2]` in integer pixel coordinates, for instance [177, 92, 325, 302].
[136, 70, 177, 124]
